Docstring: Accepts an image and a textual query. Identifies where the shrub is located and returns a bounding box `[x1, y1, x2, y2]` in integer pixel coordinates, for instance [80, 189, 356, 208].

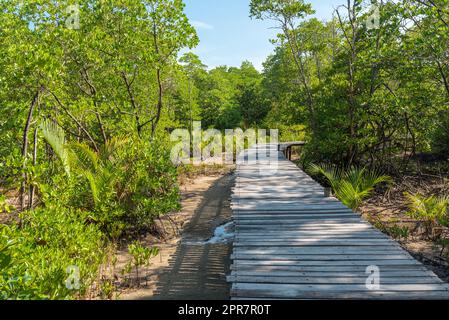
[310, 164, 392, 210]
[431, 111, 449, 157]
[39, 121, 181, 238]
[404, 193, 449, 236]
[387, 225, 410, 240]
[0, 206, 105, 299]
[278, 124, 307, 142]
[119, 139, 181, 235]
[125, 241, 159, 286]
[0, 195, 14, 214]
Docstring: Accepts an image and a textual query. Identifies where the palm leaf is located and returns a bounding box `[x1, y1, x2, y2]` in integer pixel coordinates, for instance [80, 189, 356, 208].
[85, 171, 99, 206]
[337, 180, 371, 210]
[309, 163, 342, 190]
[99, 136, 129, 164]
[40, 120, 70, 177]
[404, 193, 448, 221]
[311, 164, 391, 210]
[70, 142, 99, 173]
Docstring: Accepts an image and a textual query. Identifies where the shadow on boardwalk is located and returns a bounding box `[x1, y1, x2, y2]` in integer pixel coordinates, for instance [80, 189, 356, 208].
[144, 173, 234, 300]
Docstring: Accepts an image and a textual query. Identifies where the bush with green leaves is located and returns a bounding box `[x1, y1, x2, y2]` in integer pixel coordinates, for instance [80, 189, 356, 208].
[387, 225, 410, 240]
[39, 120, 180, 238]
[404, 193, 449, 235]
[125, 241, 159, 286]
[0, 195, 14, 214]
[310, 164, 392, 210]
[0, 206, 105, 300]
[431, 111, 449, 157]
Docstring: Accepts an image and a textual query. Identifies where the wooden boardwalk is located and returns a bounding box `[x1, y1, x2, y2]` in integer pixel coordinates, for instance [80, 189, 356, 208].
[228, 144, 449, 300]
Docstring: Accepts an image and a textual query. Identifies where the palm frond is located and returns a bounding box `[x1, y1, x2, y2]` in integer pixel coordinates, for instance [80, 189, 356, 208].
[405, 193, 449, 221]
[356, 168, 392, 192]
[309, 163, 342, 190]
[100, 136, 129, 164]
[404, 193, 427, 219]
[70, 142, 99, 173]
[40, 120, 71, 177]
[85, 171, 99, 206]
[337, 180, 371, 210]
[311, 164, 391, 210]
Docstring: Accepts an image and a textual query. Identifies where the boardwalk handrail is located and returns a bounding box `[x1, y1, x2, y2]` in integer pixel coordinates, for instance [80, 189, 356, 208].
[278, 141, 307, 160]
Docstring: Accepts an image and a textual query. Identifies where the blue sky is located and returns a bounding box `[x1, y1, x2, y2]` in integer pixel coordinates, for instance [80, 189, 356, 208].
[182, 0, 345, 71]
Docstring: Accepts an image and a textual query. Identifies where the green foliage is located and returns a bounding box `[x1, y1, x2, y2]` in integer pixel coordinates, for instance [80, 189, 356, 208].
[125, 241, 159, 286]
[0, 0, 192, 299]
[387, 225, 410, 240]
[0, 207, 105, 299]
[0, 195, 14, 214]
[182, 60, 266, 130]
[41, 134, 180, 238]
[250, 0, 315, 21]
[404, 193, 449, 250]
[431, 111, 449, 157]
[277, 124, 306, 142]
[404, 193, 449, 226]
[40, 120, 71, 177]
[128, 242, 159, 269]
[310, 164, 392, 209]
[254, 1, 449, 168]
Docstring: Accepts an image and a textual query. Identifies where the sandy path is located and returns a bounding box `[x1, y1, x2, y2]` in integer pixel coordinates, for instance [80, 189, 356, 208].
[118, 172, 234, 300]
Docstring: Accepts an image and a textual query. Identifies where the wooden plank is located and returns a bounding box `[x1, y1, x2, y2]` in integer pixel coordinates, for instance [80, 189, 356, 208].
[235, 226, 372, 231]
[231, 290, 449, 300]
[235, 226, 377, 231]
[235, 223, 373, 228]
[232, 206, 350, 211]
[227, 276, 441, 285]
[230, 270, 441, 278]
[233, 198, 342, 204]
[235, 236, 389, 241]
[234, 214, 360, 219]
[233, 222, 372, 228]
[232, 259, 421, 266]
[230, 264, 432, 272]
[235, 229, 382, 234]
[234, 209, 355, 214]
[230, 254, 412, 261]
[233, 247, 405, 255]
[232, 283, 449, 293]
[234, 242, 399, 247]
[235, 237, 390, 243]
[232, 194, 326, 199]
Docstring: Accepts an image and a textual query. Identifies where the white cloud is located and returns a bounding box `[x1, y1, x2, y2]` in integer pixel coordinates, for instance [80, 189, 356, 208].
[191, 20, 214, 30]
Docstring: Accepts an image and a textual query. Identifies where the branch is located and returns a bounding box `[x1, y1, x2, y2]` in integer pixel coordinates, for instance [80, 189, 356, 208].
[48, 90, 99, 152]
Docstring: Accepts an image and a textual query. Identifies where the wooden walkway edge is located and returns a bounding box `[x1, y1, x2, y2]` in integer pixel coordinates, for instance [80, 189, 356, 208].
[228, 144, 449, 300]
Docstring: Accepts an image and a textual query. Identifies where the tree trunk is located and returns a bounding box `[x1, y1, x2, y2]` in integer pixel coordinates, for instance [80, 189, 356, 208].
[151, 68, 163, 139]
[21, 88, 41, 210]
[283, 24, 316, 134]
[28, 127, 38, 209]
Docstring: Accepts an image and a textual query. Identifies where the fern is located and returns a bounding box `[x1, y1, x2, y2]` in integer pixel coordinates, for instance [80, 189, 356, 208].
[40, 120, 71, 177]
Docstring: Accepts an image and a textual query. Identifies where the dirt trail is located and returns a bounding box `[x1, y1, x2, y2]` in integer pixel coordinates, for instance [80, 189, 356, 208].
[118, 172, 234, 300]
